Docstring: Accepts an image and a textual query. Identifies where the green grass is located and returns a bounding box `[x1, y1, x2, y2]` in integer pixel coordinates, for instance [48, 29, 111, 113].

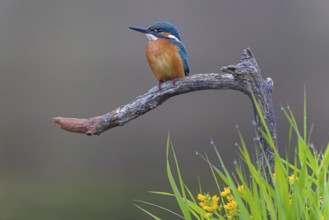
[135, 96, 329, 220]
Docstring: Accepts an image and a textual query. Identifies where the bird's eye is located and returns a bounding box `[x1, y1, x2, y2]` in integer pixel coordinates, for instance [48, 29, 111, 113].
[150, 28, 161, 33]
[150, 28, 157, 32]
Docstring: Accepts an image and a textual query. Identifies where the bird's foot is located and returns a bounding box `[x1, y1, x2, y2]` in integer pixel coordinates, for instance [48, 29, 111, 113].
[158, 81, 163, 90]
[172, 78, 177, 86]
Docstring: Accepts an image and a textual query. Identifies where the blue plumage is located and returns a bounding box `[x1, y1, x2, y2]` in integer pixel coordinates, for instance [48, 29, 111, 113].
[169, 39, 189, 76]
[148, 22, 181, 40]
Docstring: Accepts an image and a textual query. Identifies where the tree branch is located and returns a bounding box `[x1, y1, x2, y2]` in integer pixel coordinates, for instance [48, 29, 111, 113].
[52, 48, 277, 178]
[53, 73, 240, 135]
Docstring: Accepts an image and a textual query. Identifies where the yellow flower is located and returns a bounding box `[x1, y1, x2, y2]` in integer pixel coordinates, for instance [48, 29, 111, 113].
[272, 172, 276, 181]
[238, 185, 245, 194]
[221, 187, 231, 197]
[205, 204, 219, 212]
[204, 212, 213, 219]
[197, 193, 219, 212]
[226, 195, 234, 202]
[197, 193, 206, 201]
[212, 195, 219, 202]
[289, 174, 295, 184]
[224, 199, 238, 212]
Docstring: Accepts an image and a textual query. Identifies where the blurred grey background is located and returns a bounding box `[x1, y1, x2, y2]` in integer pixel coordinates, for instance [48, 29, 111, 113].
[1, 0, 329, 219]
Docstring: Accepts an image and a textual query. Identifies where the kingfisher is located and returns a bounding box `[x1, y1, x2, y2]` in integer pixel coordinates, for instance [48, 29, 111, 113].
[129, 22, 189, 89]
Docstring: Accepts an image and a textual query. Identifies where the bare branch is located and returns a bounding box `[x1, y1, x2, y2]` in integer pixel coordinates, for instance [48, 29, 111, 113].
[52, 48, 277, 179]
[53, 73, 242, 135]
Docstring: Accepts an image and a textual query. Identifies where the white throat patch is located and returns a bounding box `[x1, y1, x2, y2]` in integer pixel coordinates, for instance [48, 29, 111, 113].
[145, 33, 181, 42]
[146, 34, 158, 41]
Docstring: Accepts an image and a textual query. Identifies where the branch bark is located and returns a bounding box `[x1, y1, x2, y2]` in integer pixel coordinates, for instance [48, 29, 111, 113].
[53, 48, 277, 178]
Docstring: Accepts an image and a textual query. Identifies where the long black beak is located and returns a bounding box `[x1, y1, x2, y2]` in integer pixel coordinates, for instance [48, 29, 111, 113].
[129, 26, 151, 34]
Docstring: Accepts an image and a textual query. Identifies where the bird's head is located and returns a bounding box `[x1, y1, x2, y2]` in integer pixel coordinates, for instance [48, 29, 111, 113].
[129, 22, 181, 42]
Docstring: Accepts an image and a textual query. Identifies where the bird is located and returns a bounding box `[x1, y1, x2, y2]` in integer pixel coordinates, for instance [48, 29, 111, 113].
[129, 22, 189, 89]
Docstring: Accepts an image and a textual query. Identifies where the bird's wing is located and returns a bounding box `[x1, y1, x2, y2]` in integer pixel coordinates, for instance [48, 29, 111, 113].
[170, 39, 189, 76]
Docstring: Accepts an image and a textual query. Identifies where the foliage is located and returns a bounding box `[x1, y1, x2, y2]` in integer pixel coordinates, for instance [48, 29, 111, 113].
[135, 97, 329, 220]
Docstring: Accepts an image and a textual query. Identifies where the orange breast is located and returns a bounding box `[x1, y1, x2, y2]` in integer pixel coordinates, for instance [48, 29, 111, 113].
[145, 39, 185, 82]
